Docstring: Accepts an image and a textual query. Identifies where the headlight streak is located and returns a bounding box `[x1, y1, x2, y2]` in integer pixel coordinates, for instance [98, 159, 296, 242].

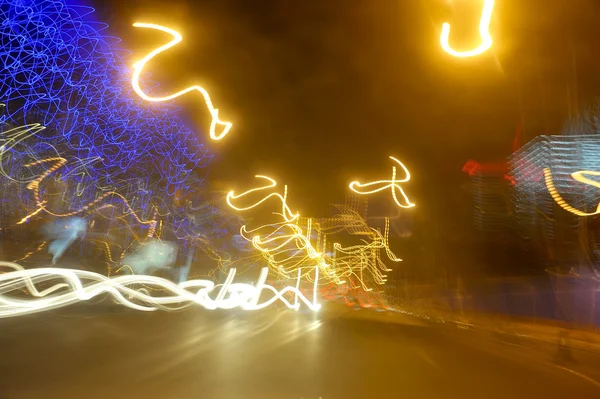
[349, 156, 415, 208]
[132, 22, 232, 141]
[440, 0, 494, 58]
[0, 261, 321, 318]
[544, 168, 600, 216]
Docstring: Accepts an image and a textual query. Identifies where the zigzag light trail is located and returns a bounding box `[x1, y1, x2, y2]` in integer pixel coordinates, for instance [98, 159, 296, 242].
[544, 168, 600, 217]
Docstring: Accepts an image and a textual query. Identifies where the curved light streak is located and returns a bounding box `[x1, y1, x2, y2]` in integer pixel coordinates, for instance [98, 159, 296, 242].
[440, 0, 494, 58]
[349, 156, 415, 208]
[544, 168, 600, 216]
[132, 22, 232, 141]
[0, 261, 321, 318]
[226, 175, 298, 222]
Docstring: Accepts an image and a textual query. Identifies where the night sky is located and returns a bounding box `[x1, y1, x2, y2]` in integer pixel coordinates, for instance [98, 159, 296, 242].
[94, 0, 600, 275]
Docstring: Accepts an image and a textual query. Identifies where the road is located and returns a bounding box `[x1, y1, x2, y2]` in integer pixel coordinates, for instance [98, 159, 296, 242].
[0, 304, 599, 399]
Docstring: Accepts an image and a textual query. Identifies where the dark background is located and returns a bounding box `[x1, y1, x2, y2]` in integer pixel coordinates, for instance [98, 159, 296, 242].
[92, 0, 600, 277]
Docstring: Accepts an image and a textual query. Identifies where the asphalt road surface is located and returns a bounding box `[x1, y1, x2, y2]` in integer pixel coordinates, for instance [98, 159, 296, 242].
[0, 304, 599, 399]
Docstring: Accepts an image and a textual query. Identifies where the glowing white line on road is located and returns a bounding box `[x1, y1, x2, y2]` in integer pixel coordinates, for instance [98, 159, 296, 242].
[0, 262, 321, 317]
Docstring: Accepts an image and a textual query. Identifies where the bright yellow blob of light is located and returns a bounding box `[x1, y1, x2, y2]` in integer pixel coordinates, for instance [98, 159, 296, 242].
[440, 0, 494, 58]
[349, 156, 415, 208]
[132, 22, 232, 141]
[544, 168, 600, 216]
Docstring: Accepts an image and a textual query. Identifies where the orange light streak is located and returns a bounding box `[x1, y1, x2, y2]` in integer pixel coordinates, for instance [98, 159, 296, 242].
[440, 0, 494, 57]
[132, 22, 232, 141]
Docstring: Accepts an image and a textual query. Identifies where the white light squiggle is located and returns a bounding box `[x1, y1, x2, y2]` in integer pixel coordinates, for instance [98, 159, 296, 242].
[0, 262, 321, 318]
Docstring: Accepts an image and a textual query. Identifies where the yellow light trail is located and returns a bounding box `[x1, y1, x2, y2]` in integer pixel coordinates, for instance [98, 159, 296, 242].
[440, 0, 494, 57]
[323, 207, 399, 291]
[132, 22, 232, 141]
[349, 156, 415, 208]
[226, 175, 337, 283]
[16, 157, 157, 232]
[226, 176, 404, 293]
[226, 175, 298, 222]
[544, 168, 600, 216]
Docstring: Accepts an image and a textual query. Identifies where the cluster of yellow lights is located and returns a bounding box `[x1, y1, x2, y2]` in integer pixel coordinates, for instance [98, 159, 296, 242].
[440, 0, 494, 57]
[226, 174, 405, 291]
[131, 22, 232, 141]
[349, 156, 415, 208]
[226, 175, 338, 284]
[0, 261, 321, 316]
[544, 168, 600, 216]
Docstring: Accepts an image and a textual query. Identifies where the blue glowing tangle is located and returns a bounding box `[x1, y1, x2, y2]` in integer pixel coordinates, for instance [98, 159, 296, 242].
[0, 0, 212, 200]
[0, 0, 226, 251]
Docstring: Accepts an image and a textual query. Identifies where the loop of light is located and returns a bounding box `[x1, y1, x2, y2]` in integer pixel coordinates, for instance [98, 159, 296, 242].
[132, 22, 232, 141]
[349, 156, 415, 208]
[544, 168, 600, 216]
[0, 261, 321, 318]
[440, 0, 494, 57]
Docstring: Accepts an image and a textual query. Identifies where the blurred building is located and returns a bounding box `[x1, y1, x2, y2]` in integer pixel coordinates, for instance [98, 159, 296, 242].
[509, 135, 600, 272]
[462, 159, 513, 233]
